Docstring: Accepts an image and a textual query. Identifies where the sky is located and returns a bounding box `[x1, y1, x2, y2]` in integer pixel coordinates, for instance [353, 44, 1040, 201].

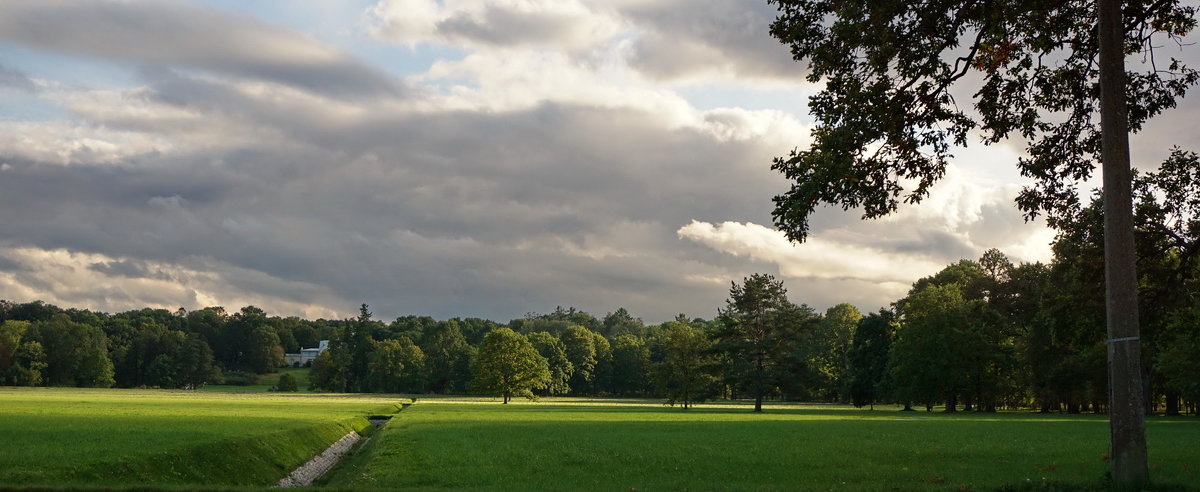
[0, 0, 1195, 323]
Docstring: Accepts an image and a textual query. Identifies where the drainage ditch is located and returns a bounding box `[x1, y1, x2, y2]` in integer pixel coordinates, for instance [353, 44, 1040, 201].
[275, 410, 401, 487]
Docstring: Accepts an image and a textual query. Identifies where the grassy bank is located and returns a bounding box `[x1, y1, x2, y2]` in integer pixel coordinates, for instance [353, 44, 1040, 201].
[330, 398, 1200, 491]
[197, 367, 312, 393]
[0, 387, 403, 488]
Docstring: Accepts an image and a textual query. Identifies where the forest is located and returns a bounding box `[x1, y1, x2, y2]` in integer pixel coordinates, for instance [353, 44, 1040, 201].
[1, 153, 1199, 414]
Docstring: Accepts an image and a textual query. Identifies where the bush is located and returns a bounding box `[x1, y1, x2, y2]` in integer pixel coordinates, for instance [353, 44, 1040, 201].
[277, 373, 299, 392]
[222, 371, 259, 386]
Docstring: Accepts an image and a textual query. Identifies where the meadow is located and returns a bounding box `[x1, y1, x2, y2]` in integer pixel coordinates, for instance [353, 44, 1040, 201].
[0, 387, 402, 488]
[331, 398, 1200, 491]
[2, 389, 1197, 491]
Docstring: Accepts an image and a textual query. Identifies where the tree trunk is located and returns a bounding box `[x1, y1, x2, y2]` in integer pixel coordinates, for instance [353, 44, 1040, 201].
[945, 394, 957, 413]
[1165, 392, 1180, 416]
[503, 392, 510, 404]
[1098, 0, 1149, 486]
[754, 351, 764, 412]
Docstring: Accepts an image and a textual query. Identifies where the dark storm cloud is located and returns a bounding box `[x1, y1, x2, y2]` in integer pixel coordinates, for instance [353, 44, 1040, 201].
[0, 0, 402, 98]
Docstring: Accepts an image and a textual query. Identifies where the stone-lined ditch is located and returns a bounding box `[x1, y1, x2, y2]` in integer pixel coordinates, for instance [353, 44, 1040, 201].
[275, 414, 396, 487]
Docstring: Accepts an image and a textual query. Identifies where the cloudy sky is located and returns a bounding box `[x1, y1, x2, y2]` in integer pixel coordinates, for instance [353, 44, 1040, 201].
[0, 0, 1194, 323]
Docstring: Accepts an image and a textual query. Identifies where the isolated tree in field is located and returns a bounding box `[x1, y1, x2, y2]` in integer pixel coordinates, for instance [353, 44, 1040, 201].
[770, 0, 1197, 483]
[714, 273, 794, 412]
[654, 322, 718, 409]
[473, 328, 551, 404]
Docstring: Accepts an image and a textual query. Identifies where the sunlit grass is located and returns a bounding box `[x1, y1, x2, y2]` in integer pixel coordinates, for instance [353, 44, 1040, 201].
[331, 399, 1200, 491]
[0, 386, 403, 487]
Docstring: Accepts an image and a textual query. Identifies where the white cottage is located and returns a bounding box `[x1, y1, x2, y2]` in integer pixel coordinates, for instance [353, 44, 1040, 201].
[284, 340, 329, 367]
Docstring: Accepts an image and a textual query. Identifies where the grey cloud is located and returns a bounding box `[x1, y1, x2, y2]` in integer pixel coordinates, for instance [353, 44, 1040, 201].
[0, 0, 402, 98]
[0, 75, 789, 320]
[622, 0, 805, 80]
[0, 253, 23, 272]
[436, 5, 584, 47]
[0, 63, 35, 92]
[89, 259, 168, 281]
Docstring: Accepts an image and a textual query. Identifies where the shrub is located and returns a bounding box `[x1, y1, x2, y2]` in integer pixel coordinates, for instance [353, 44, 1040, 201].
[277, 373, 299, 392]
[222, 371, 259, 386]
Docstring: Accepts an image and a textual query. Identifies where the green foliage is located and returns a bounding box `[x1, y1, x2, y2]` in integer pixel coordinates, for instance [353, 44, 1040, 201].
[654, 322, 718, 409]
[848, 310, 895, 408]
[366, 337, 426, 393]
[526, 331, 573, 395]
[221, 370, 259, 386]
[277, 372, 299, 392]
[26, 314, 114, 387]
[713, 273, 796, 411]
[0, 320, 44, 386]
[419, 320, 475, 394]
[1158, 306, 1200, 404]
[472, 327, 551, 403]
[602, 307, 644, 338]
[610, 334, 651, 397]
[767, 0, 1198, 239]
[561, 325, 598, 394]
[890, 284, 981, 411]
[808, 303, 861, 401]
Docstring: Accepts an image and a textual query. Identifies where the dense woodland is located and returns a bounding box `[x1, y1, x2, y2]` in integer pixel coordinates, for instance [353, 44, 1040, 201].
[1, 155, 1199, 414]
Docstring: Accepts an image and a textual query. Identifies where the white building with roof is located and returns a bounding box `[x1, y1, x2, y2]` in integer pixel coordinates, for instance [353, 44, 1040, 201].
[284, 340, 329, 367]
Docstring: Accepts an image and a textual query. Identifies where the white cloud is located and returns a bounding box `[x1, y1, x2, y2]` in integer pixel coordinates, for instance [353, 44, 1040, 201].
[678, 220, 945, 284]
[0, 246, 343, 319]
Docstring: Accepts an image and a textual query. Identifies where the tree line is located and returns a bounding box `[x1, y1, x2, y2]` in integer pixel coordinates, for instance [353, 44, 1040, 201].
[1, 154, 1198, 412]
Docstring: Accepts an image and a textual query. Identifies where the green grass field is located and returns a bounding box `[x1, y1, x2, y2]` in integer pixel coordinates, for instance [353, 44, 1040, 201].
[2, 390, 1196, 491]
[331, 399, 1200, 491]
[0, 386, 403, 488]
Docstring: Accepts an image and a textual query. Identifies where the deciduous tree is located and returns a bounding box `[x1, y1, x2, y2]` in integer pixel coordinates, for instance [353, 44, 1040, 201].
[768, 1, 1198, 483]
[472, 328, 550, 404]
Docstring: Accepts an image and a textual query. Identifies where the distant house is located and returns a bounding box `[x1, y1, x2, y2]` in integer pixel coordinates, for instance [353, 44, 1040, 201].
[284, 340, 329, 367]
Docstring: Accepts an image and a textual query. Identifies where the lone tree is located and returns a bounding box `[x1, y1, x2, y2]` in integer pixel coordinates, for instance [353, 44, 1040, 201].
[473, 328, 551, 404]
[715, 273, 795, 412]
[769, 0, 1197, 486]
